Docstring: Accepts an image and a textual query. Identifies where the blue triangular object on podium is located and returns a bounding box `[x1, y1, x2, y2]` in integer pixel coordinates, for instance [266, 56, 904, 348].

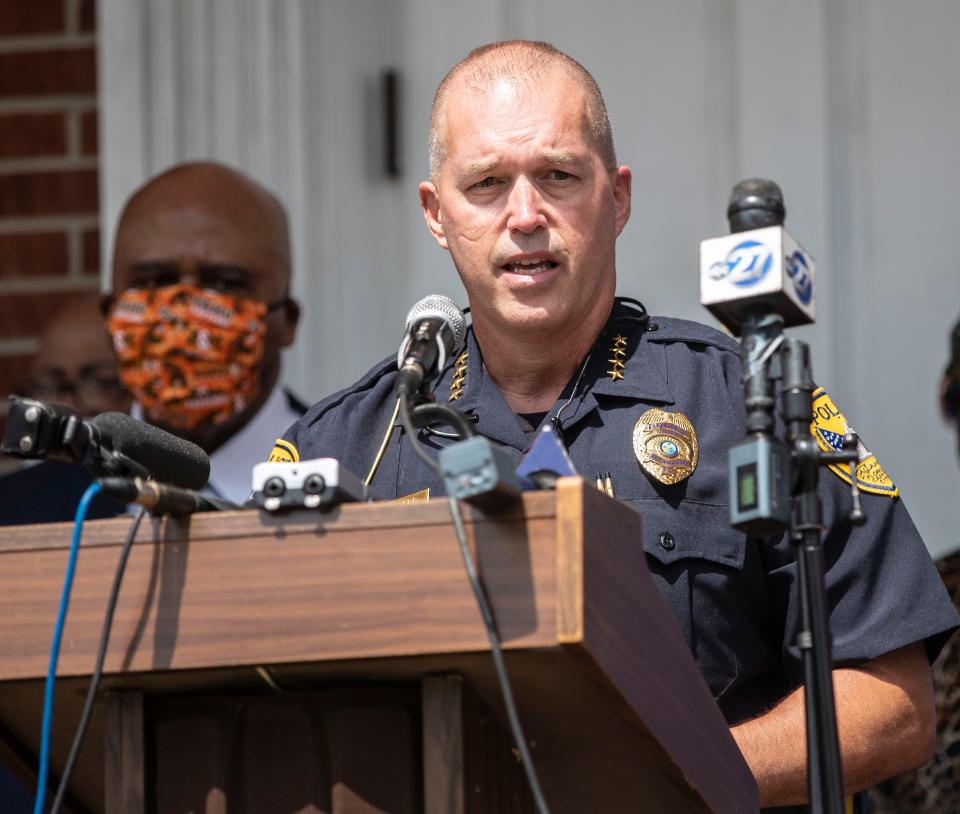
[516, 423, 578, 480]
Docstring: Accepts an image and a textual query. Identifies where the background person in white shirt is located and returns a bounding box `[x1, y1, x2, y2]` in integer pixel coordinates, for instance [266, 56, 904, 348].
[104, 161, 304, 503]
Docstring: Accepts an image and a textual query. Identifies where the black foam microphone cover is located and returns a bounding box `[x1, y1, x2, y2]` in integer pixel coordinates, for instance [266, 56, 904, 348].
[727, 178, 786, 233]
[88, 413, 210, 490]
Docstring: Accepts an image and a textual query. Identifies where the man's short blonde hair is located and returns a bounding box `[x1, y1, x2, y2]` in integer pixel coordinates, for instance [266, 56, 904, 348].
[428, 40, 617, 183]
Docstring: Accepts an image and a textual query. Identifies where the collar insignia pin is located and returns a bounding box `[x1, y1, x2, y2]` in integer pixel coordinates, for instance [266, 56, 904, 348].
[607, 334, 628, 381]
[633, 408, 699, 485]
[448, 351, 469, 401]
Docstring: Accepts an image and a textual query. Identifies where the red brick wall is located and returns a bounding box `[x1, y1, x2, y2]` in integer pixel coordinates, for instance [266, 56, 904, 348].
[0, 0, 99, 465]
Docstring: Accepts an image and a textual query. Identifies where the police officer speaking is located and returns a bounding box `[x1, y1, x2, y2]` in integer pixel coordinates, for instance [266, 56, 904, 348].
[271, 41, 958, 811]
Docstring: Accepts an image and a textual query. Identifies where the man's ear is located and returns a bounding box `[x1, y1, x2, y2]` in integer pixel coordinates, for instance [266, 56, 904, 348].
[612, 165, 632, 237]
[419, 181, 449, 250]
[280, 297, 300, 347]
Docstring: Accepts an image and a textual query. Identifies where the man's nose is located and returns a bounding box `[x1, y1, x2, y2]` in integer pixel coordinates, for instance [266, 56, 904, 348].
[505, 178, 547, 234]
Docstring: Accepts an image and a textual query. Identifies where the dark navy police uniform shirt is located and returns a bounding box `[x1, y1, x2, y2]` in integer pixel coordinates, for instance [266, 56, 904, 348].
[278, 302, 958, 805]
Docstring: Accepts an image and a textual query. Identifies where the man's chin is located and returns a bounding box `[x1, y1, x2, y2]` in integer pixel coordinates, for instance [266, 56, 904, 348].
[485, 301, 571, 334]
[476, 287, 614, 340]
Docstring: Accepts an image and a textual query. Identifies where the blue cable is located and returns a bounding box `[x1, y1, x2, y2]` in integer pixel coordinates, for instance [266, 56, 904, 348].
[33, 481, 102, 814]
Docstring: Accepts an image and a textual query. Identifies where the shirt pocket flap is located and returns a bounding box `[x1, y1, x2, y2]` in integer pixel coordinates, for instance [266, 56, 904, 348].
[627, 498, 746, 570]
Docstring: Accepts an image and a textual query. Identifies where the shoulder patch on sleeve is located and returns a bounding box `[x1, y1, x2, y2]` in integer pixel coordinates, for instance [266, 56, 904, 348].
[268, 438, 300, 463]
[810, 387, 898, 498]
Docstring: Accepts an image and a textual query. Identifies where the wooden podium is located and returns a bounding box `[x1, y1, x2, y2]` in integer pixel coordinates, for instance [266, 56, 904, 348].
[0, 478, 758, 813]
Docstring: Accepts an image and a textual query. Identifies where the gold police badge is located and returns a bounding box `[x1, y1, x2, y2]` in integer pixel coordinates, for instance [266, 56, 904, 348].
[633, 408, 699, 485]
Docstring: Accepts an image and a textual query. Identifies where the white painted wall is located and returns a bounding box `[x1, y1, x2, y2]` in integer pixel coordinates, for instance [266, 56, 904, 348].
[823, 0, 960, 558]
[99, 0, 960, 555]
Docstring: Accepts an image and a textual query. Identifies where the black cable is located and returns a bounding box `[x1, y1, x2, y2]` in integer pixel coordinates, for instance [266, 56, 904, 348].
[50, 506, 147, 814]
[395, 379, 549, 810]
[446, 495, 550, 813]
[607, 296, 649, 330]
[398, 393, 444, 475]
[410, 402, 476, 440]
[397, 385, 477, 468]
[422, 410, 478, 440]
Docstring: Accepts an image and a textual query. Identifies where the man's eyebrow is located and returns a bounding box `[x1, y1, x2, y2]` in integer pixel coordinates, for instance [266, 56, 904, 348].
[543, 150, 579, 165]
[458, 151, 582, 182]
[198, 263, 251, 277]
[458, 160, 499, 182]
[198, 264, 255, 289]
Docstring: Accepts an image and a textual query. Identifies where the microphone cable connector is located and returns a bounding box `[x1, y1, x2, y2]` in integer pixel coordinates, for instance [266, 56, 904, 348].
[97, 477, 226, 515]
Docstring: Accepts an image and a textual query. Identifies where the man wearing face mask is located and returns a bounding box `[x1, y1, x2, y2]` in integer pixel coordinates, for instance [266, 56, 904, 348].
[0, 162, 303, 521]
[103, 161, 303, 504]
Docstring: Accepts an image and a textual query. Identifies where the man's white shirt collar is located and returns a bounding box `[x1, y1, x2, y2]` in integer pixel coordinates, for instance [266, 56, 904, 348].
[132, 384, 302, 505]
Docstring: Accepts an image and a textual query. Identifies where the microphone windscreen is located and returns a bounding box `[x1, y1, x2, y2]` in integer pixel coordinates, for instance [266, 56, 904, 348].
[727, 178, 785, 233]
[404, 295, 467, 347]
[89, 413, 210, 490]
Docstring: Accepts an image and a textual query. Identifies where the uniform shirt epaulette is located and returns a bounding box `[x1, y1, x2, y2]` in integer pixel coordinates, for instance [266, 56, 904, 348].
[644, 315, 740, 355]
[299, 354, 398, 429]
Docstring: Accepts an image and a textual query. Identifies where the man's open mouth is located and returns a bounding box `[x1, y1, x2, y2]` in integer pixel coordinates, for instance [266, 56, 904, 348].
[501, 257, 559, 274]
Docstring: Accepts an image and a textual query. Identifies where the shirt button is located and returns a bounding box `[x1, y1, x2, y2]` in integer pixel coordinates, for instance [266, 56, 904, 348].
[659, 532, 676, 551]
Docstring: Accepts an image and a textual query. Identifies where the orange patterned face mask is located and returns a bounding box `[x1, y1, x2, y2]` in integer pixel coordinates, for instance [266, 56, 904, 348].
[106, 284, 268, 429]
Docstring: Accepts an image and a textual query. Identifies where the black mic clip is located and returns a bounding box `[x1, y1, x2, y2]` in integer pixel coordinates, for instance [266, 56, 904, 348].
[3, 396, 150, 479]
[396, 320, 444, 396]
[3, 396, 210, 489]
[3, 396, 74, 461]
[67, 421, 151, 480]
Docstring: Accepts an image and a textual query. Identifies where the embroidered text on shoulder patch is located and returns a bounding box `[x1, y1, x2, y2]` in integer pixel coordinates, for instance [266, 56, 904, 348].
[810, 387, 898, 498]
[267, 438, 300, 464]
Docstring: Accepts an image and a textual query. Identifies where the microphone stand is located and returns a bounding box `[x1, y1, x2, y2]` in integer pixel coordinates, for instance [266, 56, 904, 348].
[740, 309, 864, 814]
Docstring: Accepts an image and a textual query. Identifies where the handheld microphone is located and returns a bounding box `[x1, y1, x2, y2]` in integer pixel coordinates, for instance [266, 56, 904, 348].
[395, 295, 466, 394]
[97, 477, 229, 514]
[700, 178, 815, 335]
[2, 397, 210, 490]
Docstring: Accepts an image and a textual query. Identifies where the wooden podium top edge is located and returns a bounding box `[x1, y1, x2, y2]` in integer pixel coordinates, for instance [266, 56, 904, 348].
[0, 478, 586, 553]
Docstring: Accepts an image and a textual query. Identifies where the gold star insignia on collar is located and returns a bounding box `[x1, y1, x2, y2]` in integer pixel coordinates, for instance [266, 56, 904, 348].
[607, 335, 629, 381]
[449, 351, 469, 401]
